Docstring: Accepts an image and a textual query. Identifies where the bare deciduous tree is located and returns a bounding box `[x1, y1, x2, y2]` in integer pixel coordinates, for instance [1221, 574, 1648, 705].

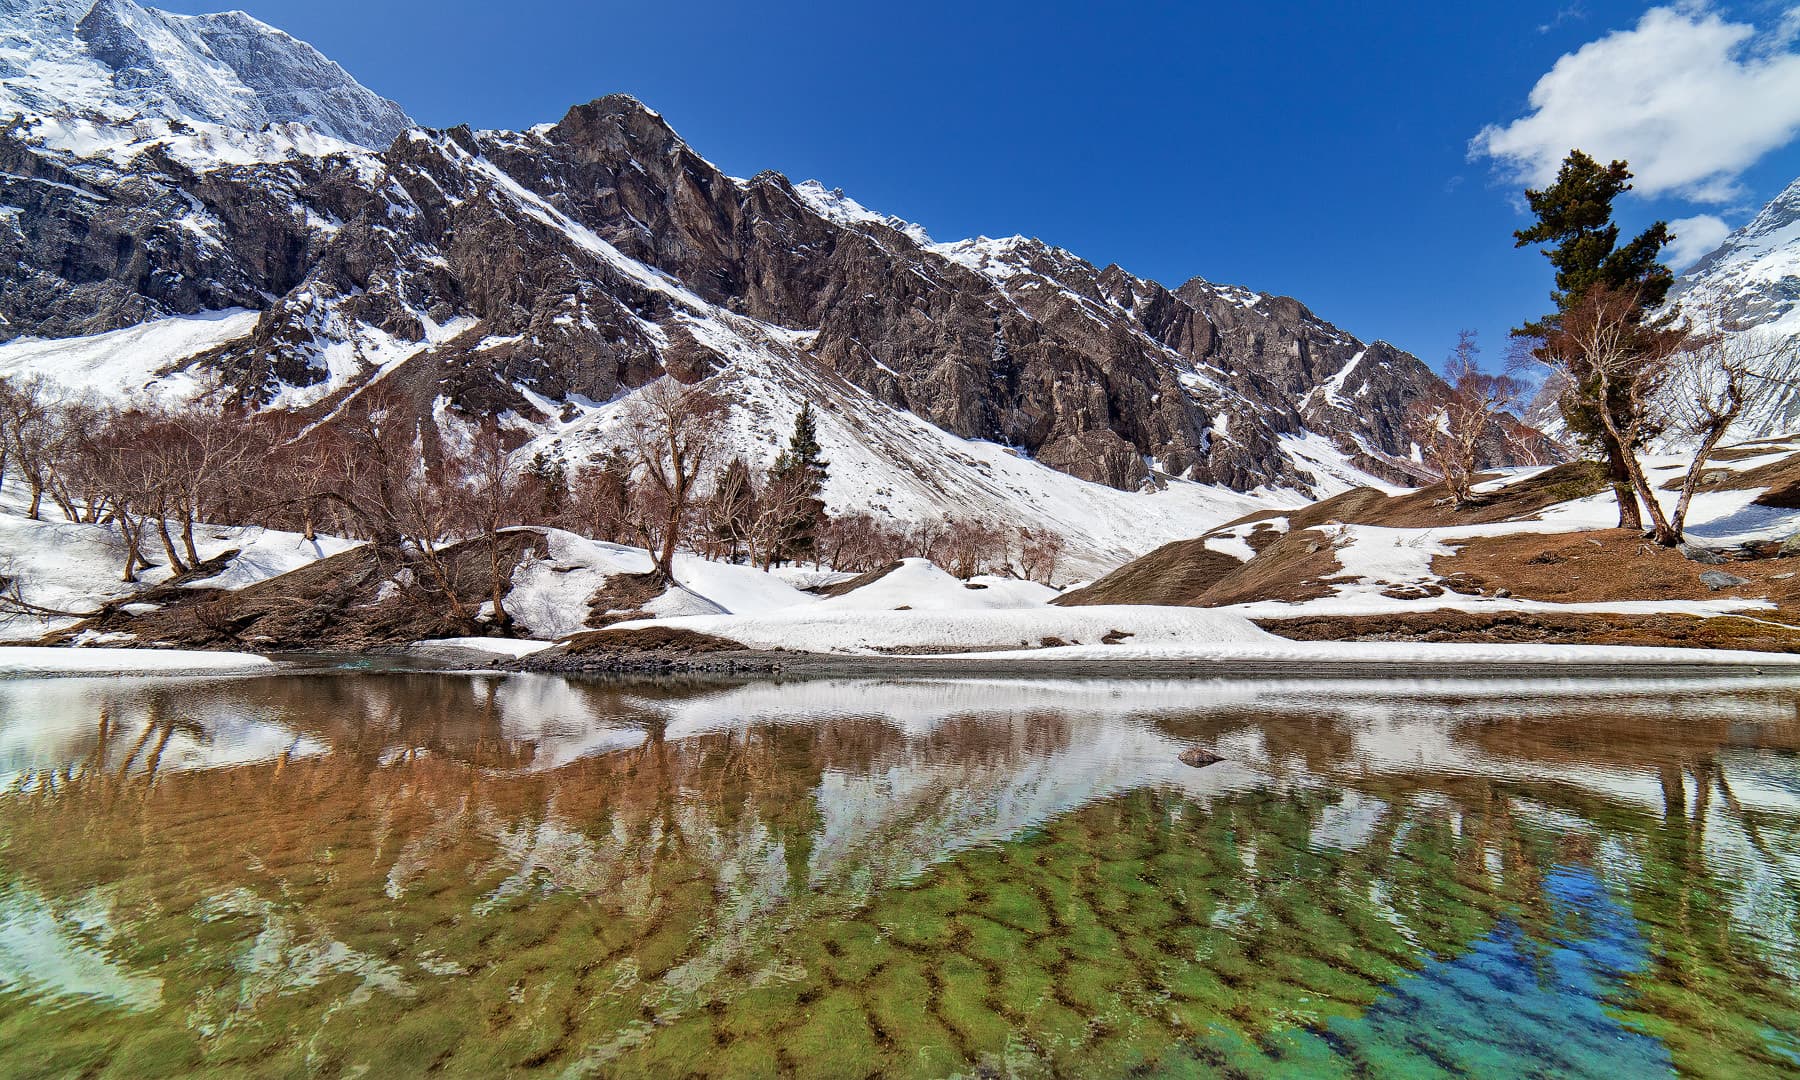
[938, 517, 1006, 579]
[0, 376, 71, 520]
[463, 419, 522, 631]
[1660, 328, 1796, 540]
[622, 380, 727, 580]
[1013, 527, 1067, 585]
[1406, 331, 1527, 506]
[1539, 285, 1690, 545]
[570, 450, 635, 545]
[816, 512, 907, 572]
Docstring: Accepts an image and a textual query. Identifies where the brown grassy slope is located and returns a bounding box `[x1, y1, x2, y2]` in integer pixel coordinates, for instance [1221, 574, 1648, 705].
[1059, 461, 1608, 607]
[1431, 530, 1800, 605]
[1253, 487, 1800, 653]
[1059, 451, 1800, 651]
[1265, 610, 1800, 652]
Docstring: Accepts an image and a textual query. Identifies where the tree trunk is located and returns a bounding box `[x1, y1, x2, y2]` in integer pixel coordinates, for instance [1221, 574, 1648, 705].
[1598, 430, 1643, 531]
[157, 517, 189, 575]
[1623, 453, 1678, 545]
[180, 512, 200, 568]
[26, 478, 43, 520]
[656, 508, 680, 580]
[1671, 418, 1736, 540]
[119, 516, 145, 583]
[1595, 403, 1675, 545]
[489, 530, 511, 631]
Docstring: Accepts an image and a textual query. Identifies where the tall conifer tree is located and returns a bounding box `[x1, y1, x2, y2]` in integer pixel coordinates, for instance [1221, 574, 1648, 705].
[769, 403, 828, 564]
[1513, 150, 1674, 530]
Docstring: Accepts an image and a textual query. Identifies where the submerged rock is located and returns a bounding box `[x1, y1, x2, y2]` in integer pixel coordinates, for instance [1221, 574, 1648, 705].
[1180, 747, 1224, 768]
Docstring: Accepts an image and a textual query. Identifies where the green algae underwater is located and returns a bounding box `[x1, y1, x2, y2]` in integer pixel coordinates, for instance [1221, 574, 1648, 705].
[0, 671, 1797, 1078]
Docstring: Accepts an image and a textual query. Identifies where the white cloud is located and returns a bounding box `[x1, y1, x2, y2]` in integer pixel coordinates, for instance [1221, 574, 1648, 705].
[1665, 214, 1732, 268]
[1472, 4, 1800, 203]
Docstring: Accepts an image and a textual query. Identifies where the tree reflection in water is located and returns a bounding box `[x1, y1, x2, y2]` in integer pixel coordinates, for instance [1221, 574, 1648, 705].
[0, 672, 1795, 1076]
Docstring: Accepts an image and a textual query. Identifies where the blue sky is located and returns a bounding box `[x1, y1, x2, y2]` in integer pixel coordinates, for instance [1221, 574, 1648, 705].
[161, 0, 1800, 374]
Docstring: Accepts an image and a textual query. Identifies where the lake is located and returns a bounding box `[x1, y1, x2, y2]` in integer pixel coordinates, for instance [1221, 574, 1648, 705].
[1, 670, 1797, 1077]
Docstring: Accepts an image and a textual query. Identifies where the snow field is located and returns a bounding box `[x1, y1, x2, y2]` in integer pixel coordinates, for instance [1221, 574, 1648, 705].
[609, 604, 1278, 656]
[947, 640, 1800, 667]
[0, 647, 273, 676]
[0, 478, 360, 640]
[0, 310, 260, 402]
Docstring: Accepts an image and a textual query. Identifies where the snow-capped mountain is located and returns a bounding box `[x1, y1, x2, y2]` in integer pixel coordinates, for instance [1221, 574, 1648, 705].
[0, 0, 411, 148]
[1673, 177, 1800, 338]
[1663, 176, 1800, 438]
[0, 6, 1552, 574]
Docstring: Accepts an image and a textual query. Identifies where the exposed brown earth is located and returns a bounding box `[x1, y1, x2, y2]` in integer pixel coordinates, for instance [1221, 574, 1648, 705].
[1050, 540, 1245, 607]
[583, 571, 666, 627]
[1064, 452, 1800, 653]
[59, 532, 546, 652]
[1060, 462, 1610, 607]
[1722, 450, 1800, 507]
[520, 626, 777, 674]
[1249, 521, 1800, 653]
[1430, 530, 1800, 606]
[813, 561, 903, 599]
[1262, 611, 1800, 653]
[558, 625, 750, 655]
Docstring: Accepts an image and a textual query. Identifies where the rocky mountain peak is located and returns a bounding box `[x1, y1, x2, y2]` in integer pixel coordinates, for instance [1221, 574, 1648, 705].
[1, 0, 412, 148]
[547, 94, 683, 161]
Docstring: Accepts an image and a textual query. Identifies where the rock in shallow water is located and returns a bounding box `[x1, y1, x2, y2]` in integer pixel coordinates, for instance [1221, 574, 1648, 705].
[1180, 747, 1225, 768]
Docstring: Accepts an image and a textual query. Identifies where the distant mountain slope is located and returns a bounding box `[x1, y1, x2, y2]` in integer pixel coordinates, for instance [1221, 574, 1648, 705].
[1665, 176, 1800, 439]
[0, 0, 412, 148]
[1672, 177, 1800, 339]
[0, 7, 1554, 574]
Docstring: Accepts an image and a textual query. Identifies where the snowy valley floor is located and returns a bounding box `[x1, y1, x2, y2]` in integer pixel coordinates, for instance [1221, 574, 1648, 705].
[5, 442, 1800, 676]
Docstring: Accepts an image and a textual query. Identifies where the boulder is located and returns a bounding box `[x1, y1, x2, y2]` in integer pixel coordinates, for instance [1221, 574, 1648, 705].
[1700, 569, 1751, 590]
[1678, 542, 1728, 565]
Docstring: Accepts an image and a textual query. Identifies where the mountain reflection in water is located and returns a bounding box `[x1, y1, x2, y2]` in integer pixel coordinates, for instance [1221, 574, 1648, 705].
[0, 672, 1796, 1077]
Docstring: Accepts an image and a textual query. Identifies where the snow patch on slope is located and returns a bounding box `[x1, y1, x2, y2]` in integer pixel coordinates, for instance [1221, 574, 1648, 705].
[792, 180, 932, 246]
[0, 308, 257, 400]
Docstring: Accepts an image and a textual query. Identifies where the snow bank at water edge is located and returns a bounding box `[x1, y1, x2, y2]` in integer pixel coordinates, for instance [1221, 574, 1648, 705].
[610, 605, 1277, 655]
[407, 638, 556, 660]
[941, 640, 1800, 667]
[0, 647, 274, 677]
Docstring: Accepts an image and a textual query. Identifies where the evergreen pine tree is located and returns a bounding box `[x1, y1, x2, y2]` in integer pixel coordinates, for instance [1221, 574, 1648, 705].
[768, 403, 828, 565]
[708, 457, 756, 562]
[527, 450, 568, 521]
[1512, 150, 1674, 530]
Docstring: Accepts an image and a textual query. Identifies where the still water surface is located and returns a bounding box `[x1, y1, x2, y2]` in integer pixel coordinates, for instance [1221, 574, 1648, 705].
[0, 671, 1797, 1077]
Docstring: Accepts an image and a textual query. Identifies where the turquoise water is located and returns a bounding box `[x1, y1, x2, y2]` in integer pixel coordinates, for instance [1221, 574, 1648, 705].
[0, 671, 1796, 1077]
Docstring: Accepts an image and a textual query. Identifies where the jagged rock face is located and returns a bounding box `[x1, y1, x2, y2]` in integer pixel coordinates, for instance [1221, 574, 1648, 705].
[5, 81, 1538, 495]
[0, 128, 369, 338]
[2, 0, 412, 148]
